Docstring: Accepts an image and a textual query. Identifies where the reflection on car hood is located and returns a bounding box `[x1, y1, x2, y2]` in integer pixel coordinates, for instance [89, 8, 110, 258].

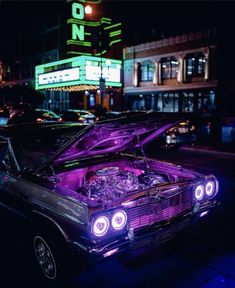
[41, 112, 181, 168]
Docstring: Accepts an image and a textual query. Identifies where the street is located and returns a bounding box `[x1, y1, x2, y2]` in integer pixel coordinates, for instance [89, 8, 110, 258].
[1, 146, 235, 288]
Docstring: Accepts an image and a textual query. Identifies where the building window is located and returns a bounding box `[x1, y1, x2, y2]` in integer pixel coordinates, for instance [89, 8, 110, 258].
[161, 57, 178, 80]
[182, 92, 194, 112]
[89, 94, 96, 108]
[157, 92, 179, 112]
[140, 61, 154, 81]
[186, 53, 205, 78]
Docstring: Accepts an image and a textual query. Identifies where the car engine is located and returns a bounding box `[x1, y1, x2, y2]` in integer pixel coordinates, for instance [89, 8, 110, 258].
[77, 166, 169, 202]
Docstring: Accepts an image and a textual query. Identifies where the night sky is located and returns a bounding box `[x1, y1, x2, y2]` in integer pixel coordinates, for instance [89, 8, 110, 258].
[103, 1, 220, 45]
[0, 1, 233, 53]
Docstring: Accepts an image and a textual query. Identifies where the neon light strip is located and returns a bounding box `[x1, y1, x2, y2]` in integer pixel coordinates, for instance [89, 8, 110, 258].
[102, 17, 112, 21]
[109, 30, 122, 37]
[104, 23, 121, 30]
[67, 40, 92, 46]
[110, 39, 122, 46]
[67, 19, 101, 27]
[36, 80, 121, 90]
[36, 56, 121, 70]
[67, 51, 92, 56]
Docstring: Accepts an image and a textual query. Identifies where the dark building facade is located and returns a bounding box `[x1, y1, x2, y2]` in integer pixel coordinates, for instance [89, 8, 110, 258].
[123, 29, 217, 115]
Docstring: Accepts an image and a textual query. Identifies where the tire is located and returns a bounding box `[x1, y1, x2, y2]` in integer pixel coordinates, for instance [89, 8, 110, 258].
[31, 229, 72, 285]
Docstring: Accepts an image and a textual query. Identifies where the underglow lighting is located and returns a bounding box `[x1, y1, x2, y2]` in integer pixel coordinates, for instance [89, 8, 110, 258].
[103, 248, 119, 258]
[200, 211, 209, 217]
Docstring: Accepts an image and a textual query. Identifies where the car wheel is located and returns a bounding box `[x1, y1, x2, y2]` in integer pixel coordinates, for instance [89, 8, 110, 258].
[33, 235, 57, 280]
[31, 230, 71, 284]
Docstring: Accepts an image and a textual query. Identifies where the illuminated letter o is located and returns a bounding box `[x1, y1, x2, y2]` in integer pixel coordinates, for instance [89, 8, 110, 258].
[72, 3, 84, 20]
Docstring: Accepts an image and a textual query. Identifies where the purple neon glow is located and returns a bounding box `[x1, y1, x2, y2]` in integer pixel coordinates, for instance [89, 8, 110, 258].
[195, 184, 204, 201]
[128, 189, 191, 229]
[111, 210, 127, 230]
[205, 181, 215, 197]
[200, 210, 209, 218]
[53, 118, 180, 164]
[103, 248, 119, 258]
[92, 216, 109, 237]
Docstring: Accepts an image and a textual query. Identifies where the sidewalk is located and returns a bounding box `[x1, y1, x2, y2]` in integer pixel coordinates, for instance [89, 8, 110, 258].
[181, 141, 235, 156]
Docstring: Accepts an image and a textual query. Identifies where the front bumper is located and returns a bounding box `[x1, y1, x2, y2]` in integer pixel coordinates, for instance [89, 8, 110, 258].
[68, 200, 218, 259]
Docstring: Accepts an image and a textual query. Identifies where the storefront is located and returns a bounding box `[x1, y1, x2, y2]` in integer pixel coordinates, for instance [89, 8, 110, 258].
[123, 88, 216, 114]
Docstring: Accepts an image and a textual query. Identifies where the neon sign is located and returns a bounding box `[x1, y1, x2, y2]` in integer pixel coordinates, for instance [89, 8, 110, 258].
[38, 68, 80, 85]
[85, 60, 120, 82]
[66, 1, 122, 57]
[35, 55, 122, 90]
[71, 3, 85, 41]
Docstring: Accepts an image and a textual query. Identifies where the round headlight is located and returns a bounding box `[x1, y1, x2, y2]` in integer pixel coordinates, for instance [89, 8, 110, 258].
[194, 184, 204, 201]
[92, 216, 109, 237]
[205, 180, 215, 197]
[111, 210, 127, 230]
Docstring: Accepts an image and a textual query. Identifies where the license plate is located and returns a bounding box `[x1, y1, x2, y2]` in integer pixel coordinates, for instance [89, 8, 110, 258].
[179, 127, 188, 133]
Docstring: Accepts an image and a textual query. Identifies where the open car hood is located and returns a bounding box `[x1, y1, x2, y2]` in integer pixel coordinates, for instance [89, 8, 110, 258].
[39, 112, 181, 169]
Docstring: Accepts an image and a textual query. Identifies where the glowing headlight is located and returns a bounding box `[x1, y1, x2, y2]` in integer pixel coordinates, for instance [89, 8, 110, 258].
[111, 210, 127, 230]
[92, 216, 109, 237]
[194, 184, 204, 201]
[205, 180, 215, 197]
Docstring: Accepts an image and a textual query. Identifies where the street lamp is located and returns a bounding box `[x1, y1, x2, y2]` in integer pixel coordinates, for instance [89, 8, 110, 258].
[85, 5, 92, 15]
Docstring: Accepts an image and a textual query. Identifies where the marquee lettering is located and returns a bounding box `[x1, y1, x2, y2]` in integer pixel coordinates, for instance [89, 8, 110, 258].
[71, 2, 85, 41]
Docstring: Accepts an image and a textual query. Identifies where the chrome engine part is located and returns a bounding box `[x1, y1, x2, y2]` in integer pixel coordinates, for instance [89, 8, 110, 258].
[138, 171, 168, 189]
[78, 167, 169, 202]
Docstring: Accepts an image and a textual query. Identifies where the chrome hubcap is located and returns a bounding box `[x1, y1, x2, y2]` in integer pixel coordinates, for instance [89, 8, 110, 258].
[34, 236, 57, 280]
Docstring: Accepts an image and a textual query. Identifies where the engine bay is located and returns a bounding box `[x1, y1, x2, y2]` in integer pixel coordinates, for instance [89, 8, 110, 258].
[77, 166, 169, 202]
[54, 157, 190, 204]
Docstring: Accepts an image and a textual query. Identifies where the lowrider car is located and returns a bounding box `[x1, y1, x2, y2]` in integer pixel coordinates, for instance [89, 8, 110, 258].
[0, 113, 219, 282]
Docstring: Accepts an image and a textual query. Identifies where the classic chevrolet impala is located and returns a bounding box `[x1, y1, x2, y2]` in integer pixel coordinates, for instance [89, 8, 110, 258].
[0, 113, 219, 282]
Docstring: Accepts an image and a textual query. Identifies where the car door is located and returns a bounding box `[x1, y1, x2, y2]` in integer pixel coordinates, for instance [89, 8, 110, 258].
[0, 138, 29, 249]
[0, 138, 28, 219]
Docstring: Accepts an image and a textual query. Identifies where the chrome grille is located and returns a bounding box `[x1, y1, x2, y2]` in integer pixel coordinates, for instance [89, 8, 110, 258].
[128, 187, 191, 229]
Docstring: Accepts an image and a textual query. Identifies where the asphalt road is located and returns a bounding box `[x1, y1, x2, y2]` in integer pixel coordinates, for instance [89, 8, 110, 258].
[1, 146, 235, 288]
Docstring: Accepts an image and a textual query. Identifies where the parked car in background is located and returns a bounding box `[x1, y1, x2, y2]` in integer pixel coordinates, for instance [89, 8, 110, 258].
[0, 112, 219, 283]
[7, 108, 62, 124]
[102, 111, 196, 148]
[33, 109, 62, 123]
[60, 109, 96, 124]
[6, 102, 32, 118]
[164, 119, 196, 147]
